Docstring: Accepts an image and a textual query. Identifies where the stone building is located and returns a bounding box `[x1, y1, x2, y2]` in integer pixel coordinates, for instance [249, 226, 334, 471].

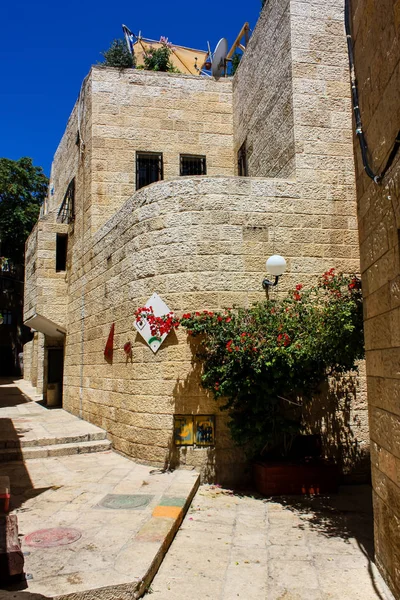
[24, 0, 368, 483]
[349, 0, 400, 596]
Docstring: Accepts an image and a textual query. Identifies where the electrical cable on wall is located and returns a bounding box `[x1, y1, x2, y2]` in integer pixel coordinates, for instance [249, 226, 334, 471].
[344, 0, 400, 184]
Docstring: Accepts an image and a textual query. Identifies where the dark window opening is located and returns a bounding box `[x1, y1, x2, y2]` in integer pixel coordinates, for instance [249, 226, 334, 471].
[180, 155, 207, 176]
[56, 234, 68, 272]
[136, 152, 163, 190]
[238, 141, 248, 176]
[57, 178, 75, 224]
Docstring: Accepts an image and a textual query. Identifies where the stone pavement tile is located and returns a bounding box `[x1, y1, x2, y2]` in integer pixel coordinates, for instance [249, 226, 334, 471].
[269, 528, 308, 546]
[267, 587, 323, 599]
[268, 545, 313, 560]
[150, 572, 224, 599]
[223, 563, 267, 599]
[268, 559, 319, 590]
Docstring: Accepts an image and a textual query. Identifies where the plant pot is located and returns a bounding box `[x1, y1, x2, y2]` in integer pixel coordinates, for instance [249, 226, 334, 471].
[253, 460, 339, 496]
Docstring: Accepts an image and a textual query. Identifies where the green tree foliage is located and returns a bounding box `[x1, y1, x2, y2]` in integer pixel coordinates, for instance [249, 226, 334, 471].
[230, 52, 242, 76]
[101, 39, 135, 69]
[141, 42, 179, 73]
[179, 270, 364, 459]
[0, 157, 48, 265]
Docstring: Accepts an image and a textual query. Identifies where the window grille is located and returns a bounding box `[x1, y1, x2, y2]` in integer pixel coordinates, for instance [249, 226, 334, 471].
[180, 155, 207, 176]
[238, 141, 248, 176]
[136, 152, 163, 190]
[57, 179, 75, 224]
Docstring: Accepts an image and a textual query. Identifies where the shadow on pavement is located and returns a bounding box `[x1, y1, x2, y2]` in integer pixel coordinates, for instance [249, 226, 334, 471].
[0, 382, 52, 590]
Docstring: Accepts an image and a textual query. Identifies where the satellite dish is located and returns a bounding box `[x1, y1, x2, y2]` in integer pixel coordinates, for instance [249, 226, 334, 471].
[211, 38, 228, 78]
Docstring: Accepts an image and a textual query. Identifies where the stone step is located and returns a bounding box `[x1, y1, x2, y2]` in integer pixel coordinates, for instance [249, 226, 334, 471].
[0, 431, 107, 450]
[0, 439, 112, 462]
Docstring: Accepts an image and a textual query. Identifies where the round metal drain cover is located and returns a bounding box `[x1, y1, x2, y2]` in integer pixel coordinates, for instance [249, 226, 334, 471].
[98, 493, 153, 510]
[24, 527, 82, 548]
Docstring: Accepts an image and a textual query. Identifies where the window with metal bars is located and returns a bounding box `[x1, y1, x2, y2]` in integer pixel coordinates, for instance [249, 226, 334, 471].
[180, 155, 207, 176]
[238, 141, 248, 176]
[136, 152, 163, 190]
[57, 178, 75, 224]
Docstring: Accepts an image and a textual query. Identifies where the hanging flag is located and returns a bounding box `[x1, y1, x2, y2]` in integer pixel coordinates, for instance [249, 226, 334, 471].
[122, 24, 135, 56]
[104, 323, 115, 362]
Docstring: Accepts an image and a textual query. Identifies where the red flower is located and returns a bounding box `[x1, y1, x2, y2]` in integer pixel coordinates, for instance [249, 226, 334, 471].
[217, 316, 223, 322]
[226, 317, 232, 323]
[296, 284, 303, 291]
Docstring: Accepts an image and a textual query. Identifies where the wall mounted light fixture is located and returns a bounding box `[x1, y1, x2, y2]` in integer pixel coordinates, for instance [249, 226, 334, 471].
[262, 255, 287, 289]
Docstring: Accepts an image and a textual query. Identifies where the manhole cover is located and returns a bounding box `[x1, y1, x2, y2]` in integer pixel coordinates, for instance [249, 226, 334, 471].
[97, 494, 154, 510]
[24, 527, 82, 548]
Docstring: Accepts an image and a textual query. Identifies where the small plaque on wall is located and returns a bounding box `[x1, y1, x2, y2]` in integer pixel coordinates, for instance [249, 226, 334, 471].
[194, 415, 215, 446]
[173, 415, 215, 447]
[173, 416, 194, 446]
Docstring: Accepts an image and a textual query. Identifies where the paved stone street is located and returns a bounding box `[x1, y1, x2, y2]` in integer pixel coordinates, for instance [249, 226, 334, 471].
[147, 484, 395, 600]
[0, 379, 199, 599]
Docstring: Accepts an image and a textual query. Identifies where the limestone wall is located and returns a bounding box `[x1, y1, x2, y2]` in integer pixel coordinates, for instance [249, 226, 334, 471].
[89, 68, 234, 232]
[233, 0, 296, 178]
[62, 176, 366, 483]
[351, 0, 400, 595]
[24, 216, 69, 329]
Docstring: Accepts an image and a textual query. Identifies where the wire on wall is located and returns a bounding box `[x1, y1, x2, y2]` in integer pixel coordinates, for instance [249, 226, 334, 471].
[344, 0, 400, 184]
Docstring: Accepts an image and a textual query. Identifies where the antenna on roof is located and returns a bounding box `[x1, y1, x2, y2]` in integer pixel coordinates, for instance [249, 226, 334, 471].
[211, 38, 228, 79]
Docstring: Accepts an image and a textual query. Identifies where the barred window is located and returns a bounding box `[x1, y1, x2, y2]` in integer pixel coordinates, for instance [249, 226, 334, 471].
[57, 178, 75, 224]
[136, 152, 163, 190]
[180, 155, 206, 176]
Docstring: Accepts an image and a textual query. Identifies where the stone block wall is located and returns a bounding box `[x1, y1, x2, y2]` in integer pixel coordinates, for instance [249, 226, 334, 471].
[233, 0, 296, 178]
[350, 0, 400, 595]
[61, 176, 367, 483]
[24, 216, 69, 329]
[90, 68, 234, 232]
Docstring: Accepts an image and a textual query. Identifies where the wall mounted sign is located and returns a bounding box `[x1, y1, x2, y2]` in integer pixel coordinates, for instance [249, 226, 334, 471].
[194, 415, 215, 446]
[173, 415, 215, 447]
[134, 293, 172, 353]
[174, 416, 194, 446]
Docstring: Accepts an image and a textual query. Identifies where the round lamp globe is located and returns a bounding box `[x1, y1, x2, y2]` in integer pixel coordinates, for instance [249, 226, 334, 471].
[266, 255, 287, 277]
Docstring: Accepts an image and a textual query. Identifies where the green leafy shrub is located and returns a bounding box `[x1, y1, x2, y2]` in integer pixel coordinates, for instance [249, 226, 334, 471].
[101, 39, 135, 69]
[180, 270, 364, 459]
[141, 39, 179, 73]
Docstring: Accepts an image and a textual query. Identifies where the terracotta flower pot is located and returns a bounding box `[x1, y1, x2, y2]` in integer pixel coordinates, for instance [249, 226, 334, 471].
[253, 460, 339, 496]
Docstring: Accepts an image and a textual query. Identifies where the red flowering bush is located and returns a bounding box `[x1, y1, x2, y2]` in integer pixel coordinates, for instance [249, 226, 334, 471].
[179, 270, 364, 459]
[134, 306, 179, 339]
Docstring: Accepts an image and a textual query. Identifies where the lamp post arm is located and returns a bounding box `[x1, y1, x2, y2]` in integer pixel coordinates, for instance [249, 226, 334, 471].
[262, 275, 280, 289]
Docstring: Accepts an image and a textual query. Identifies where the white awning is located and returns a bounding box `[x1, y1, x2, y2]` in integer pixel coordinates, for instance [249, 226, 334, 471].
[24, 314, 66, 339]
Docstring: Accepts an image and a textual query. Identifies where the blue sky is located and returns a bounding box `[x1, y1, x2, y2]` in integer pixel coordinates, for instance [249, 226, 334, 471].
[1, 0, 260, 176]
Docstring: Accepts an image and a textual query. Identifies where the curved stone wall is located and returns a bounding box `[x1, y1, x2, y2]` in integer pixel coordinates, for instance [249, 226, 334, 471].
[62, 176, 366, 483]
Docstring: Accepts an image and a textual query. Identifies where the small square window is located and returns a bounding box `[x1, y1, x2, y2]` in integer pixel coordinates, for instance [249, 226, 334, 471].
[180, 155, 207, 176]
[56, 234, 68, 272]
[136, 152, 163, 190]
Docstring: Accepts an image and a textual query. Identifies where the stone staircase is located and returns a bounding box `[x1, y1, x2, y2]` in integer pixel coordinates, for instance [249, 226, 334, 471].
[0, 432, 111, 462]
[0, 379, 112, 462]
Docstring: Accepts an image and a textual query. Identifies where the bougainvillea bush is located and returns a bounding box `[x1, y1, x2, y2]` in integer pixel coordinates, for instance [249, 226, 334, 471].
[179, 270, 364, 459]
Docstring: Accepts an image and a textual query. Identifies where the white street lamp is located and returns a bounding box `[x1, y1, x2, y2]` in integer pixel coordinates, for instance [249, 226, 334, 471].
[262, 255, 287, 289]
